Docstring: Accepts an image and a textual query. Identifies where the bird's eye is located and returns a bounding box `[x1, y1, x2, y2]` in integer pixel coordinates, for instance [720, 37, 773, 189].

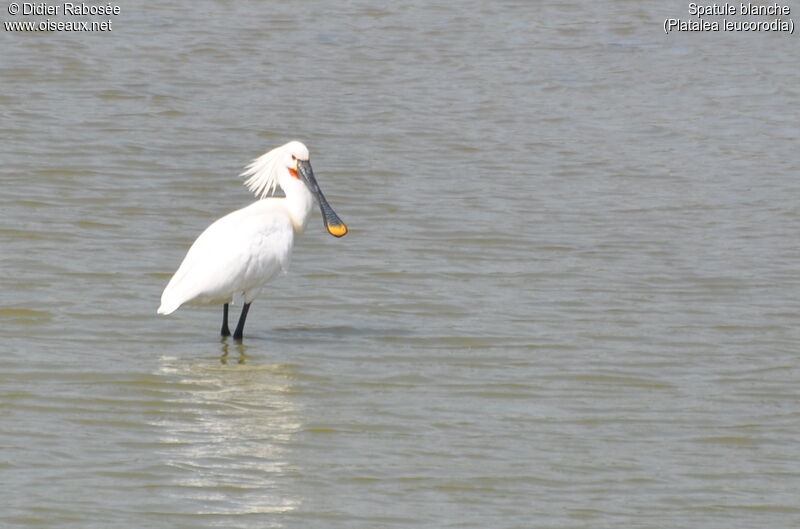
[291, 154, 297, 160]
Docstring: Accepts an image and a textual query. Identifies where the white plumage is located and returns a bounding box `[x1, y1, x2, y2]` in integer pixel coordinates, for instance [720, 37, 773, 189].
[157, 200, 293, 313]
[158, 140, 347, 340]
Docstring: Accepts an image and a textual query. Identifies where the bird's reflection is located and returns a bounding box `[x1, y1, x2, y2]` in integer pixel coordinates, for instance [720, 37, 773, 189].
[153, 351, 301, 516]
[219, 339, 248, 364]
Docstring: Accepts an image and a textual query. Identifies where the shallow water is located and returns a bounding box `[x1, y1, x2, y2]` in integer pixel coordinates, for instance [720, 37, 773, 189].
[2, 1, 800, 527]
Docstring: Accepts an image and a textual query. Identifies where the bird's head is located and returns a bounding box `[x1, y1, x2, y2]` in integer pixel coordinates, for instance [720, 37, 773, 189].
[282, 141, 310, 180]
[241, 141, 348, 238]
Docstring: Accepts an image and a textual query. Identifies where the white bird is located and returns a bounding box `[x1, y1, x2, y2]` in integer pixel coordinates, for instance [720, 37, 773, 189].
[157, 141, 348, 340]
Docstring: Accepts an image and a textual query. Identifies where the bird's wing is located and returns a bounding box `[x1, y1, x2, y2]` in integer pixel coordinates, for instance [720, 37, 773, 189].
[158, 202, 294, 312]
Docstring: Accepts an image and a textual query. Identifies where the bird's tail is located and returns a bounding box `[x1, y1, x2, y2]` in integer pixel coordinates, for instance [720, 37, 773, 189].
[157, 290, 181, 315]
[157, 301, 178, 315]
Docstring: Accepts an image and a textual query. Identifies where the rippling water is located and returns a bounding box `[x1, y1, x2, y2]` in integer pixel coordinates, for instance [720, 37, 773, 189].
[1, 1, 799, 527]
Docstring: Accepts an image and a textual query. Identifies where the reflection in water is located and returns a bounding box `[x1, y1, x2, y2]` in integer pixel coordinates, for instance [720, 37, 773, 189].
[219, 340, 248, 365]
[153, 353, 301, 516]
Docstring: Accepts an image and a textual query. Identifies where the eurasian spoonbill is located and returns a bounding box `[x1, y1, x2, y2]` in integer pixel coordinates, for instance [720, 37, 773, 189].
[157, 141, 348, 340]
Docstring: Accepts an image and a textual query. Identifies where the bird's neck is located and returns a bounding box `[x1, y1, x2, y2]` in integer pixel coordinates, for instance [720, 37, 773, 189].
[283, 181, 315, 234]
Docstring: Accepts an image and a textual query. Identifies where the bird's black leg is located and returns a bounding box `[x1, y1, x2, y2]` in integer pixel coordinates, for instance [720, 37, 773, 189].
[233, 302, 251, 341]
[221, 303, 231, 337]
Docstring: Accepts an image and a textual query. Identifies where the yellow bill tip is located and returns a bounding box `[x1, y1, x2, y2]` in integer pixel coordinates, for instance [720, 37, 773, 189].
[327, 223, 348, 237]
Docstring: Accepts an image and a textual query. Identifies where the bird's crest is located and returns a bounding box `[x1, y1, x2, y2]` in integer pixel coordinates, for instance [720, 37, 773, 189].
[240, 145, 284, 199]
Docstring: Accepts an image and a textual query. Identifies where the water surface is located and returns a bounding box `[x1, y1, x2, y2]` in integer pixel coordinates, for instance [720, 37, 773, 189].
[1, 1, 799, 527]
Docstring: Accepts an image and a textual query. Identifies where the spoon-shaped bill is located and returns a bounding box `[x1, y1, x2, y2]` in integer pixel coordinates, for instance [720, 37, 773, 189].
[297, 160, 348, 237]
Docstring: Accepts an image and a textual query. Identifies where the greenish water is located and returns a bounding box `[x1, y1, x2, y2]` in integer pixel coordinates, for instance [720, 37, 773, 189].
[1, 1, 799, 527]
